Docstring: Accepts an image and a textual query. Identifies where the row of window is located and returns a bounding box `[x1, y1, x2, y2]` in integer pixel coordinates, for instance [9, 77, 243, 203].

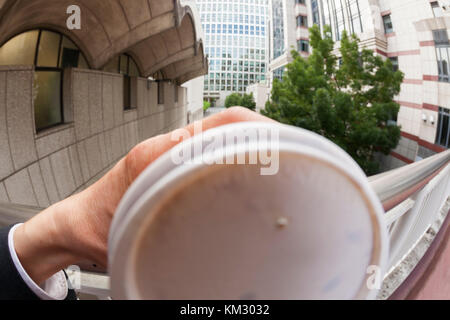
[203, 72, 267, 91]
[321, 0, 363, 41]
[201, 14, 267, 26]
[0, 29, 172, 132]
[204, 75, 267, 92]
[205, 37, 266, 50]
[380, 3, 447, 149]
[0, 30, 90, 131]
[381, 4, 449, 85]
[205, 79, 262, 86]
[203, 24, 266, 36]
[204, 80, 266, 93]
[207, 71, 267, 80]
[205, 48, 267, 60]
[208, 72, 267, 80]
[208, 63, 267, 75]
[205, 34, 266, 48]
[197, 1, 268, 15]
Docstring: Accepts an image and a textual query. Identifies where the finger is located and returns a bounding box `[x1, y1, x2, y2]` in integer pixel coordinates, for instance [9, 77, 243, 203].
[184, 106, 275, 135]
[126, 107, 275, 181]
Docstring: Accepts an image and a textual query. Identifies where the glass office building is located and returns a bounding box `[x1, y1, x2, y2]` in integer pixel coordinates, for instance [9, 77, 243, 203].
[196, 0, 269, 107]
[272, 0, 285, 60]
[320, 0, 364, 41]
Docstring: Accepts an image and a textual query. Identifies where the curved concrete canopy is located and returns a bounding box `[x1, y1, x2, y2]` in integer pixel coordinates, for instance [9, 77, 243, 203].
[129, 13, 198, 75]
[0, 0, 207, 81]
[159, 43, 208, 84]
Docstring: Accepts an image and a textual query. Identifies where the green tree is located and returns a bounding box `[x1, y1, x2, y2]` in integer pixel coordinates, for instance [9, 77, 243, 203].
[225, 93, 242, 108]
[225, 92, 256, 111]
[240, 93, 256, 111]
[262, 25, 404, 175]
[203, 100, 211, 112]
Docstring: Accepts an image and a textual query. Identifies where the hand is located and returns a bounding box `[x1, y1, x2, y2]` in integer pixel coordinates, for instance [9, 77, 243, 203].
[13, 107, 273, 285]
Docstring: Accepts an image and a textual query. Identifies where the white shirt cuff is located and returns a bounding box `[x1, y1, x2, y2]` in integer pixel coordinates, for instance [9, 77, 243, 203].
[8, 224, 69, 300]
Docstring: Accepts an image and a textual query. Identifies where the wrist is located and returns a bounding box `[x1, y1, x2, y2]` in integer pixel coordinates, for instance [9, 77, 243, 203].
[13, 209, 80, 285]
[13, 158, 129, 284]
[13, 187, 107, 284]
[49, 188, 110, 268]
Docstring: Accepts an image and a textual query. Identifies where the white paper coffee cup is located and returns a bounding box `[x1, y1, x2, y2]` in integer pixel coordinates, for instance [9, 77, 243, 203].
[109, 122, 388, 300]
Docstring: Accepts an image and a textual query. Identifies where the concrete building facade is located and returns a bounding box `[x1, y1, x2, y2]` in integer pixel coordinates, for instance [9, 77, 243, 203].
[260, 0, 450, 172]
[246, 82, 270, 112]
[0, 0, 207, 207]
[196, 0, 270, 107]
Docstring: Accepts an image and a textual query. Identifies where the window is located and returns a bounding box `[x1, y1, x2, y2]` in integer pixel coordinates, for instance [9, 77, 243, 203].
[0, 31, 38, 66]
[104, 53, 140, 109]
[311, 0, 320, 26]
[273, 67, 284, 81]
[347, 0, 363, 35]
[433, 29, 449, 46]
[34, 71, 62, 131]
[60, 37, 89, 69]
[297, 15, 308, 28]
[437, 46, 450, 82]
[436, 107, 450, 148]
[0, 29, 89, 132]
[296, 0, 306, 4]
[272, 0, 285, 59]
[434, 30, 450, 82]
[389, 57, 399, 72]
[36, 31, 60, 67]
[431, 1, 444, 17]
[382, 15, 394, 34]
[320, 0, 360, 40]
[117, 54, 140, 110]
[158, 81, 164, 105]
[298, 40, 309, 53]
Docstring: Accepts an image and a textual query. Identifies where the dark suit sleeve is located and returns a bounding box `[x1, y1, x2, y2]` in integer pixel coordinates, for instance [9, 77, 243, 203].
[0, 225, 77, 300]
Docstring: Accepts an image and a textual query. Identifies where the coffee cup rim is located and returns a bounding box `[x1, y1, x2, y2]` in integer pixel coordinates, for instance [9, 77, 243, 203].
[109, 122, 389, 300]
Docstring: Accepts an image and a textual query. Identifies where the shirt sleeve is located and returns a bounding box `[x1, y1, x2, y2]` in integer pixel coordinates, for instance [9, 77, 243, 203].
[7, 224, 69, 300]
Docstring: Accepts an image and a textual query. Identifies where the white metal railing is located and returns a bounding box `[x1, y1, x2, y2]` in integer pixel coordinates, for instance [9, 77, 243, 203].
[0, 150, 449, 299]
[388, 164, 449, 268]
[371, 150, 450, 299]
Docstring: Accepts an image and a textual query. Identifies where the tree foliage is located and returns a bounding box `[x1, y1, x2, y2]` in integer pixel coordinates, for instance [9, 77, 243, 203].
[240, 93, 256, 110]
[262, 25, 404, 175]
[225, 93, 256, 111]
[203, 100, 211, 111]
[225, 93, 242, 108]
